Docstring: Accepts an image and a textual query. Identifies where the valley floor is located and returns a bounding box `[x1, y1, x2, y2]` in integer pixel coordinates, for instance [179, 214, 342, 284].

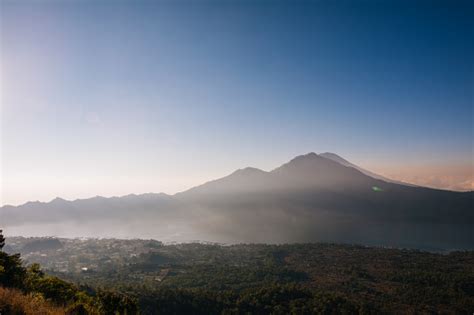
[5, 237, 474, 314]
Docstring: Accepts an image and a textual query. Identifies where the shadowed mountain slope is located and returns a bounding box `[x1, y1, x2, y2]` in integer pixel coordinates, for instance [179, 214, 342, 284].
[1, 153, 472, 249]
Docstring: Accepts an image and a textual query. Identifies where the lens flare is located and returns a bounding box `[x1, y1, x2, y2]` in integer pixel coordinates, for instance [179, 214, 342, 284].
[372, 186, 384, 192]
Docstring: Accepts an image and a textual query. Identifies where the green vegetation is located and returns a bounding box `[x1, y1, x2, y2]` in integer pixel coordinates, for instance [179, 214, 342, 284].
[3, 234, 474, 314]
[0, 230, 138, 314]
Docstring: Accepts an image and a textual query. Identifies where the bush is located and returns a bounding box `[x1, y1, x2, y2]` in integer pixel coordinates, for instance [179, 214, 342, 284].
[0, 286, 67, 315]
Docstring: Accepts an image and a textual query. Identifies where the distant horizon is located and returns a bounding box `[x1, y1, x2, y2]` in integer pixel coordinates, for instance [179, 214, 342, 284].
[2, 151, 472, 207]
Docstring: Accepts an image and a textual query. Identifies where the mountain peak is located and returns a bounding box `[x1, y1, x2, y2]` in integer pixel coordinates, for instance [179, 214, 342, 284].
[302, 152, 318, 158]
[51, 197, 67, 203]
[320, 152, 342, 158]
[231, 167, 266, 176]
[272, 151, 341, 175]
[319, 152, 350, 164]
[288, 152, 320, 162]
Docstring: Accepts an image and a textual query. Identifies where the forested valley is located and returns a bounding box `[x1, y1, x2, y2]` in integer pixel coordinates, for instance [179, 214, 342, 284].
[1, 233, 473, 314]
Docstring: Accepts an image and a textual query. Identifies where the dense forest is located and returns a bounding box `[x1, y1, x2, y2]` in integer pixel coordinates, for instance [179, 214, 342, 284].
[2, 233, 474, 314]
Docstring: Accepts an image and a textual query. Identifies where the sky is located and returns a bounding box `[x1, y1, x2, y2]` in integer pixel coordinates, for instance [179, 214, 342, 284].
[1, 0, 473, 206]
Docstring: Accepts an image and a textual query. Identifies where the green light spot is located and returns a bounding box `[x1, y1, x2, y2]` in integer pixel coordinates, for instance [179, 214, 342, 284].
[372, 186, 383, 192]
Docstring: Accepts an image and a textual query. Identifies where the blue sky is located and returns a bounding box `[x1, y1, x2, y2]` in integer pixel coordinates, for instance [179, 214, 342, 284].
[1, 0, 473, 205]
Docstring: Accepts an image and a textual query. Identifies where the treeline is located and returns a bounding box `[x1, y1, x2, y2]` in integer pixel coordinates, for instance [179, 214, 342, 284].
[136, 285, 363, 315]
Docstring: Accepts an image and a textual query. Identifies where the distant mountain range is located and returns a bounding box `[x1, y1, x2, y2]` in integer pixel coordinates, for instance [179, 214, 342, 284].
[1, 153, 472, 250]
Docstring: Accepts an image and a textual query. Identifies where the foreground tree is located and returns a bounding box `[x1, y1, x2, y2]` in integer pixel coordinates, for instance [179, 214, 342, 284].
[0, 230, 26, 288]
[0, 230, 5, 250]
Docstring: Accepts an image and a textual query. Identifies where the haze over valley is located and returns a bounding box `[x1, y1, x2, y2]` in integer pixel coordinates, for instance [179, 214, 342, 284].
[2, 153, 472, 250]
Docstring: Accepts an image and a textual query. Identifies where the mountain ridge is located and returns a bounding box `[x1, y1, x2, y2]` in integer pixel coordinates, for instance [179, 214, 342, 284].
[319, 152, 416, 186]
[2, 152, 466, 208]
[1, 152, 472, 250]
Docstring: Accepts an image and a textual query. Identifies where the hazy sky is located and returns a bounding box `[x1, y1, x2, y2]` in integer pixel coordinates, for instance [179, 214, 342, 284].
[1, 0, 473, 205]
